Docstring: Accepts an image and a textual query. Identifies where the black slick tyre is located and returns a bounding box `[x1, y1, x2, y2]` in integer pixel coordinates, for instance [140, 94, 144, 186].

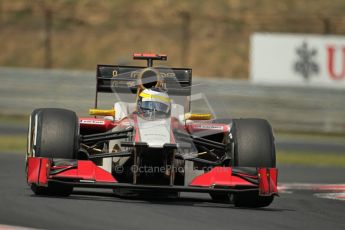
[232, 118, 276, 208]
[27, 108, 78, 196]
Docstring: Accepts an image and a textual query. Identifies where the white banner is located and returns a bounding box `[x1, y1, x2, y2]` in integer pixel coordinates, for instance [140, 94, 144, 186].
[250, 33, 345, 88]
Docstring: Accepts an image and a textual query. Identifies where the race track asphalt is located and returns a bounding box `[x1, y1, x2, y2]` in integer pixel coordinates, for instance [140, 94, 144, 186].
[0, 153, 344, 230]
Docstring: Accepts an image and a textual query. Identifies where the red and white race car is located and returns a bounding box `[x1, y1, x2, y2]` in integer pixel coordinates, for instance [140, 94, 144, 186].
[26, 53, 278, 207]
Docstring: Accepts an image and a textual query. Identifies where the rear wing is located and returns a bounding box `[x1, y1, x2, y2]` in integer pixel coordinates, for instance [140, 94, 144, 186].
[94, 53, 192, 110]
[96, 65, 192, 95]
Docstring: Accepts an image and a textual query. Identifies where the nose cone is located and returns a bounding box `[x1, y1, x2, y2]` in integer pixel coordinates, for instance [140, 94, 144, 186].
[137, 116, 171, 148]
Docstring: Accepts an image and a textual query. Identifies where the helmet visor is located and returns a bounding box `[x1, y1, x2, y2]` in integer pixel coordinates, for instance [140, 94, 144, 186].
[140, 101, 170, 113]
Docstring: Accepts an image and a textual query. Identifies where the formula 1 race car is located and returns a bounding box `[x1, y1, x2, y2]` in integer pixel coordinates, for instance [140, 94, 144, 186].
[26, 53, 278, 207]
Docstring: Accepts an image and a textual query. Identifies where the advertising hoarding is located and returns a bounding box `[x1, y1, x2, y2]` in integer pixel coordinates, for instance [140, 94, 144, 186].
[250, 33, 345, 89]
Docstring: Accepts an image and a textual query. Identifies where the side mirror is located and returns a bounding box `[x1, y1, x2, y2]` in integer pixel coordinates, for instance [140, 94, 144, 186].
[185, 113, 212, 120]
[89, 109, 116, 117]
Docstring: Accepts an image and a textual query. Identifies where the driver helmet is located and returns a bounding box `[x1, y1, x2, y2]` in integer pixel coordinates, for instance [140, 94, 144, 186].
[137, 88, 171, 119]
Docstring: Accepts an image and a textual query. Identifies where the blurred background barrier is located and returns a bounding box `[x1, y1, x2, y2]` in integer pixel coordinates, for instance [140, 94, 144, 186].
[1, 67, 344, 134]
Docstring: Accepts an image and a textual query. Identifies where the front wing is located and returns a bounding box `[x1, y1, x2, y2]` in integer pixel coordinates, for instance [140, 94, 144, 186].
[27, 157, 278, 196]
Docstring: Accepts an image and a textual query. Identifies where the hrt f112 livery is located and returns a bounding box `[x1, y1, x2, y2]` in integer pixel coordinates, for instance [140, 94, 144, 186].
[26, 53, 278, 207]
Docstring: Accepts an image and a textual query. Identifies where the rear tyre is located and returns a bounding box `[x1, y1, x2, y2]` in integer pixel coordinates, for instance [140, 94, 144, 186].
[232, 118, 276, 208]
[27, 108, 78, 196]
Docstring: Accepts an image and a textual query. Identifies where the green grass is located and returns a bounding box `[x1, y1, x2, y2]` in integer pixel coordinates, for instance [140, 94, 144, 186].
[0, 135, 26, 153]
[275, 130, 345, 142]
[0, 114, 27, 125]
[277, 151, 345, 168]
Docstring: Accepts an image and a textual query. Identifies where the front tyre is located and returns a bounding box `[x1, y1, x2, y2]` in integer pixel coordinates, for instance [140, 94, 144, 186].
[232, 118, 276, 208]
[27, 108, 78, 196]
[209, 192, 230, 203]
[31, 182, 73, 197]
[233, 191, 274, 208]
